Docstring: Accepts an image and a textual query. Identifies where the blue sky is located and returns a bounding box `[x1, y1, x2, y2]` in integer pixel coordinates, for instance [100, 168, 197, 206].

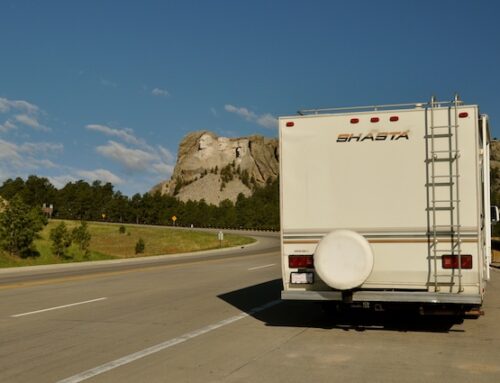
[1, 0, 499, 196]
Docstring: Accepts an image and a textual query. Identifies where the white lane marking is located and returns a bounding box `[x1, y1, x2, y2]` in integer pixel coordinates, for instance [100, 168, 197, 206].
[56, 299, 281, 383]
[11, 297, 108, 318]
[248, 263, 276, 271]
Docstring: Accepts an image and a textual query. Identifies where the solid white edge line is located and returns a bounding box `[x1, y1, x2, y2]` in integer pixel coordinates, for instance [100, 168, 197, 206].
[248, 263, 276, 271]
[11, 297, 108, 318]
[56, 299, 281, 383]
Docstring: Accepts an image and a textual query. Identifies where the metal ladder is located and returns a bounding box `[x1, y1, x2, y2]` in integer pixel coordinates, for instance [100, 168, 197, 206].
[425, 95, 463, 292]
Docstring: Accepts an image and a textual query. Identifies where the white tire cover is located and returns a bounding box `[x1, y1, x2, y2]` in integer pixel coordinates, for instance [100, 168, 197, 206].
[314, 230, 374, 290]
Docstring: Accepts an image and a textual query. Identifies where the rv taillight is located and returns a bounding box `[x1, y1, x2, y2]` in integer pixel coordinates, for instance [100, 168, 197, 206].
[350, 118, 359, 124]
[370, 117, 379, 123]
[289, 255, 314, 268]
[390, 116, 399, 122]
[459, 112, 468, 118]
[286, 122, 295, 127]
[442, 254, 472, 269]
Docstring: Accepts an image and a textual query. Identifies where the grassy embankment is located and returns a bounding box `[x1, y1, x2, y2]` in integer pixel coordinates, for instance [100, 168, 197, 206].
[0, 220, 255, 268]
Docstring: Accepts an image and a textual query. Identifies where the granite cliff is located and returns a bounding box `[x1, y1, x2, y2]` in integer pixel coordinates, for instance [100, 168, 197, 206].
[151, 131, 279, 205]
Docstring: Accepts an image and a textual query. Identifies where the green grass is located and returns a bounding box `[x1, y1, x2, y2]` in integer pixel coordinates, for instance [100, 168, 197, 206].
[0, 220, 255, 268]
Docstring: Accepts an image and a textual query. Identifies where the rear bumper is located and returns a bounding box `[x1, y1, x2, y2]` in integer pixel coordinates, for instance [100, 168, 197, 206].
[281, 290, 482, 305]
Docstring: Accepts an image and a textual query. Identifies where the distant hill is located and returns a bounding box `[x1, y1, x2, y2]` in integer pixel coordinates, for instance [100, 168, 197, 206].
[151, 131, 279, 205]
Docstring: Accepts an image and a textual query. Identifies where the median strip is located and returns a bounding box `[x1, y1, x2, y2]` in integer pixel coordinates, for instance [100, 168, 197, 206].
[11, 297, 107, 318]
[56, 299, 281, 383]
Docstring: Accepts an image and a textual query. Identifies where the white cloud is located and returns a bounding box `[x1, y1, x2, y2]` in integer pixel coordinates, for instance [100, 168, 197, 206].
[224, 104, 277, 129]
[152, 87, 169, 97]
[210, 107, 217, 117]
[158, 145, 175, 163]
[86, 124, 146, 147]
[0, 97, 48, 132]
[96, 141, 157, 171]
[0, 97, 39, 115]
[0, 139, 22, 163]
[256, 113, 278, 129]
[76, 169, 124, 185]
[48, 175, 78, 189]
[224, 104, 255, 120]
[152, 162, 174, 174]
[0, 120, 17, 133]
[15, 114, 50, 131]
[0, 138, 62, 171]
[88, 123, 175, 177]
[100, 78, 117, 88]
[95, 140, 174, 178]
[19, 142, 64, 155]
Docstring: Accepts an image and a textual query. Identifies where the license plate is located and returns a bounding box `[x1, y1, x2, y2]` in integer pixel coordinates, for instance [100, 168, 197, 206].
[290, 272, 314, 284]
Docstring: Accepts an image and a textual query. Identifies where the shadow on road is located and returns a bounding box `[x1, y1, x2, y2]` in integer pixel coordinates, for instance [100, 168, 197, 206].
[218, 279, 463, 333]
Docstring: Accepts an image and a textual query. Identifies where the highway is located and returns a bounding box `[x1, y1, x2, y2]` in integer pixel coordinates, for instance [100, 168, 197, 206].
[0, 232, 499, 382]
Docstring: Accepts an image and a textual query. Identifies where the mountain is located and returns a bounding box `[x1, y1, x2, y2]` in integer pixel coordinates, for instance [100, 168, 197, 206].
[151, 131, 279, 205]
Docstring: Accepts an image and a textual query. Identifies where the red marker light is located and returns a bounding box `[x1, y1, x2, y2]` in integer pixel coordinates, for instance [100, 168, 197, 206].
[459, 112, 468, 118]
[350, 118, 359, 124]
[286, 121, 294, 127]
[390, 116, 399, 122]
[370, 117, 379, 123]
[289, 255, 314, 268]
[442, 254, 472, 269]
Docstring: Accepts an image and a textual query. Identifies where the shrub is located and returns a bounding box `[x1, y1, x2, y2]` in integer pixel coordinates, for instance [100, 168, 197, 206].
[119, 225, 126, 234]
[135, 238, 145, 254]
[72, 221, 91, 254]
[50, 222, 72, 257]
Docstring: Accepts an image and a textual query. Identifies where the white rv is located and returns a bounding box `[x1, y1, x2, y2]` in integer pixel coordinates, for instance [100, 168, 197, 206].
[279, 96, 496, 317]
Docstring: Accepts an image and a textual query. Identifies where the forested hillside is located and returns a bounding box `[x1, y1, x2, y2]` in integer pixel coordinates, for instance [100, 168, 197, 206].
[0, 176, 279, 230]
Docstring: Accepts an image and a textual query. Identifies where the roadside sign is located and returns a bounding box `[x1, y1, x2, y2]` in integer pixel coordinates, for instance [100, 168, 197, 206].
[218, 231, 224, 247]
[172, 215, 177, 225]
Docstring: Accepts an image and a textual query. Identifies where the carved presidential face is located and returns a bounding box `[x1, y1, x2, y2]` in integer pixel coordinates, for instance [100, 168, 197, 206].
[198, 134, 214, 150]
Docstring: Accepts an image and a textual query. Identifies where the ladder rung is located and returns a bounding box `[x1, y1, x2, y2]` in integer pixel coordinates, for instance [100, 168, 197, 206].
[426, 207, 454, 211]
[425, 134, 452, 138]
[432, 200, 460, 203]
[431, 150, 459, 154]
[432, 224, 461, 228]
[425, 157, 456, 163]
[432, 175, 459, 178]
[430, 125, 458, 129]
[429, 250, 455, 254]
[426, 182, 453, 187]
[426, 282, 455, 286]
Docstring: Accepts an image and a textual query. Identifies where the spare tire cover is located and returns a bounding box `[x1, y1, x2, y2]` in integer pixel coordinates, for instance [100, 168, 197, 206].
[314, 230, 373, 290]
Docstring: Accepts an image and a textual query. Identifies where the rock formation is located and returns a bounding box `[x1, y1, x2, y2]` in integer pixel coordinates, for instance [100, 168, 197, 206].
[490, 140, 500, 195]
[151, 131, 279, 205]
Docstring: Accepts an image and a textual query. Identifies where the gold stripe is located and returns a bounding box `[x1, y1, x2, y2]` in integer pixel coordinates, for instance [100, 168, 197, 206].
[284, 238, 478, 245]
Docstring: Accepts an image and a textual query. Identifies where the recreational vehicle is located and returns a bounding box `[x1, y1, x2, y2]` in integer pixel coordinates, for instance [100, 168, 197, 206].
[279, 95, 496, 317]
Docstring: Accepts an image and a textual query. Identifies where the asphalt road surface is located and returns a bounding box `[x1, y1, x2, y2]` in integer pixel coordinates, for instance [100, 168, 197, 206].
[1, 232, 499, 383]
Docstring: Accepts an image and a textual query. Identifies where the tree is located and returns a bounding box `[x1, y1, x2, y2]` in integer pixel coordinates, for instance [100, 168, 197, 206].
[72, 221, 91, 254]
[0, 196, 47, 257]
[50, 222, 72, 257]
